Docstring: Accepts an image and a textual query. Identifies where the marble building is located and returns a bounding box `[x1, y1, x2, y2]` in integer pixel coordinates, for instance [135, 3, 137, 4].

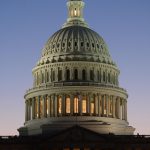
[18, 0, 135, 136]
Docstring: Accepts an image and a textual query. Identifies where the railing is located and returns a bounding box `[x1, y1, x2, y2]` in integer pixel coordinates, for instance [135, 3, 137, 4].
[25, 82, 127, 94]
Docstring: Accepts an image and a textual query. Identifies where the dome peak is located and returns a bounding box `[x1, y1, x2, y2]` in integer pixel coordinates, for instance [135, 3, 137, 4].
[63, 0, 88, 28]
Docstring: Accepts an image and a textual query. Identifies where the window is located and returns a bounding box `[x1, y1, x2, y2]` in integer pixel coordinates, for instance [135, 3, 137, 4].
[103, 71, 106, 82]
[87, 42, 89, 47]
[108, 73, 110, 83]
[90, 97, 95, 114]
[92, 43, 94, 48]
[46, 70, 49, 82]
[90, 70, 94, 80]
[82, 96, 86, 113]
[41, 72, 44, 83]
[66, 96, 70, 113]
[81, 42, 84, 47]
[66, 69, 70, 80]
[82, 69, 86, 80]
[58, 70, 62, 81]
[74, 96, 79, 113]
[75, 41, 77, 47]
[51, 70, 55, 82]
[97, 71, 100, 81]
[74, 69, 78, 80]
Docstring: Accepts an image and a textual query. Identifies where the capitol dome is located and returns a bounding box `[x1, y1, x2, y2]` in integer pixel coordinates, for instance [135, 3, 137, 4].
[18, 0, 135, 136]
[40, 26, 114, 66]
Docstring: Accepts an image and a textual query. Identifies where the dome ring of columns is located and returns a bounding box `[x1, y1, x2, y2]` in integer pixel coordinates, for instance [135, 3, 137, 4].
[25, 90, 128, 126]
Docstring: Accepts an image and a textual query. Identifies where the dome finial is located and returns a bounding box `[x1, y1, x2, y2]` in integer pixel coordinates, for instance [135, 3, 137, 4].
[63, 0, 88, 28]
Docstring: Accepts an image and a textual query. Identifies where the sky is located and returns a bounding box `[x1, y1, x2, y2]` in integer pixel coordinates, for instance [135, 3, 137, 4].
[0, 0, 150, 135]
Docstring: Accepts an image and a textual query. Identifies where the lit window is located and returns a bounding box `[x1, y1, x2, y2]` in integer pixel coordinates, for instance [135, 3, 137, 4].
[74, 8, 77, 16]
[82, 97, 86, 113]
[74, 97, 79, 113]
[90, 97, 95, 114]
[66, 96, 70, 113]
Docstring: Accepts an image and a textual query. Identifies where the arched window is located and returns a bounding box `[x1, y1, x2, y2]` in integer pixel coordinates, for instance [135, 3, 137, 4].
[90, 70, 94, 80]
[66, 96, 70, 114]
[74, 69, 78, 80]
[82, 69, 86, 80]
[66, 69, 70, 80]
[58, 70, 62, 81]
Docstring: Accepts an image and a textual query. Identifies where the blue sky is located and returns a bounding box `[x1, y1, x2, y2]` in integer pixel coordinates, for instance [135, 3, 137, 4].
[0, 0, 150, 135]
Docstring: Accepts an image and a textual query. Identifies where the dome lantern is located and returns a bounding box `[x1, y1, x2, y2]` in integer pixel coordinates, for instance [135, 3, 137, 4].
[63, 0, 88, 28]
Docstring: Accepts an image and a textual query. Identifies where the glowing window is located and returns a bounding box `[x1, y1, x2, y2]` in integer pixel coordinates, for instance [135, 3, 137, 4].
[82, 98, 86, 113]
[66, 96, 70, 113]
[74, 97, 79, 113]
[74, 8, 77, 16]
[90, 97, 95, 114]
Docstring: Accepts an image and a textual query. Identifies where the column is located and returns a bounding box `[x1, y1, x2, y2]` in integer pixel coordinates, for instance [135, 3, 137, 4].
[47, 95, 51, 117]
[78, 68, 82, 80]
[25, 101, 28, 121]
[95, 95, 98, 115]
[62, 94, 66, 116]
[50, 95, 54, 116]
[37, 96, 40, 118]
[102, 95, 105, 116]
[70, 68, 73, 80]
[125, 100, 127, 121]
[28, 99, 31, 120]
[106, 95, 109, 117]
[122, 99, 124, 120]
[98, 94, 100, 116]
[42, 95, 46, 118]
[112, 96, 116, 118]
[54, 94, 57, 117]
[62, 67, 66, 81]
[117, 97, 121, 119]
[32, 97, 35, 119]
[86, 94, 90, 115]
[70, 95, 74, 115]
[79, 95, 82, 116]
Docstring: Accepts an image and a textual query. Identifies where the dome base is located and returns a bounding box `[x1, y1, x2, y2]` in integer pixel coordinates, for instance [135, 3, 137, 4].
[18, 116, 135, 136]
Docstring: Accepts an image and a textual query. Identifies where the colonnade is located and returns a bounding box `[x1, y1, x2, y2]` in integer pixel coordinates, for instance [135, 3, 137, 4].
[25, 94, 127, 122]
[34, 66, 119, 87]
